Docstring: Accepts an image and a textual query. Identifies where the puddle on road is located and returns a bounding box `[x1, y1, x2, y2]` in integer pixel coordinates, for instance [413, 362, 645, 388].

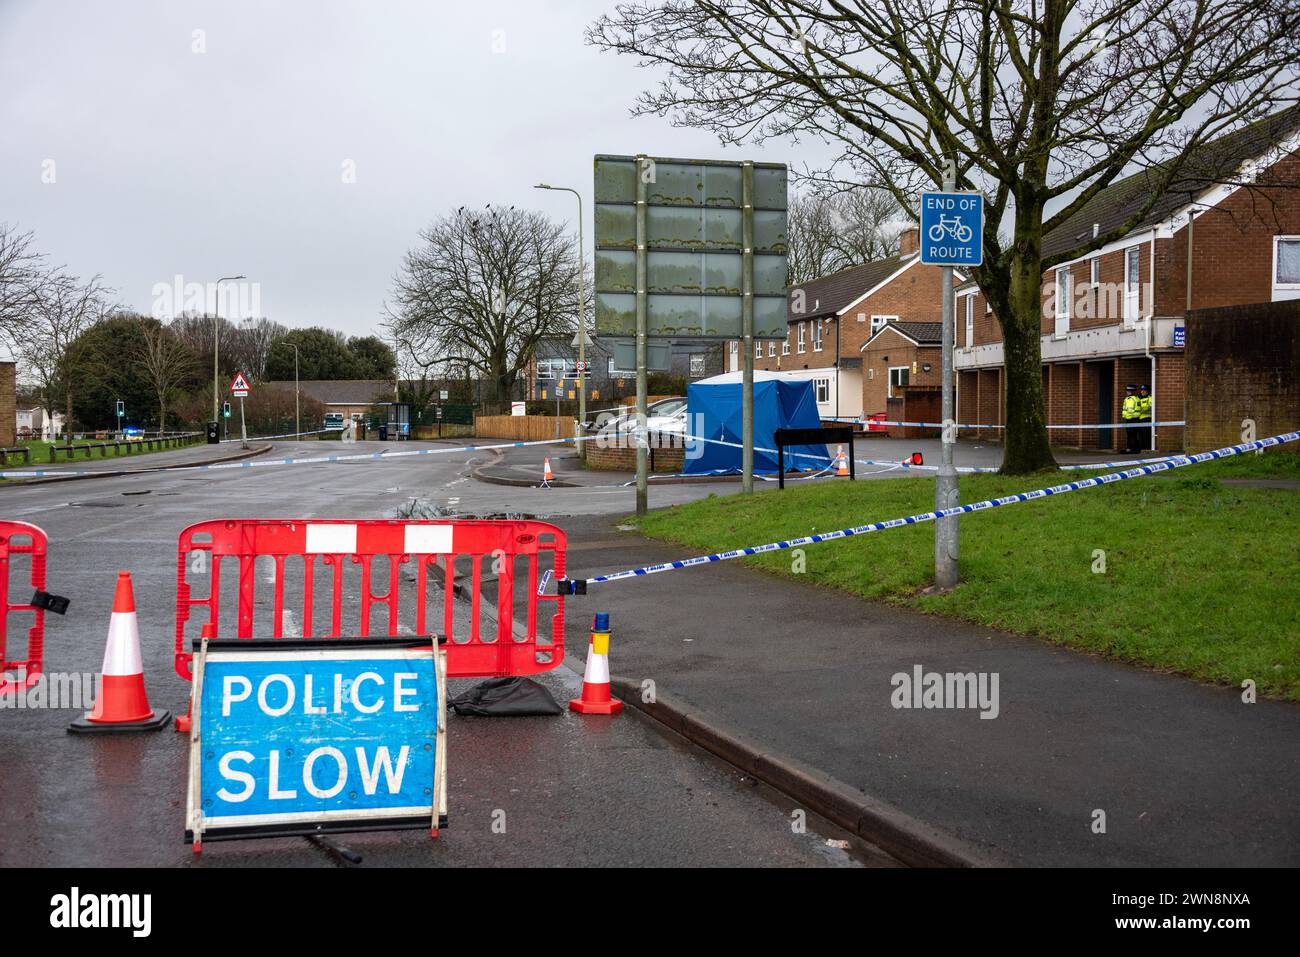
[389, 497, 560, 522]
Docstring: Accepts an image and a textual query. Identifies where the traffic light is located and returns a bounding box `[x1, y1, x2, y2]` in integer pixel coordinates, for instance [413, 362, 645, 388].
[222, 401, 231, 419]
[115, 399, 124, 419]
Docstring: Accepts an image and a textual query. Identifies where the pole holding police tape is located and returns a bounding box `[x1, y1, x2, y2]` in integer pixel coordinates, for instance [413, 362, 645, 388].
[920, 160, 983, 591]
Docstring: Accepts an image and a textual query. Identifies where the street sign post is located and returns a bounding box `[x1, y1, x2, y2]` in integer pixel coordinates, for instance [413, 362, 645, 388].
[595, 153, 789, 511]
[920, 182, 982, 590]
[230, 372, 250, 449]
[185, 638, 447, 848]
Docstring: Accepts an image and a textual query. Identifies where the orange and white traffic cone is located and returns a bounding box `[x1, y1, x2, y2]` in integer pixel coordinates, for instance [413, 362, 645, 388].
[835, 444, 850, 477]
[569, 612, 623, 715]
[541, 457, 554, 487]
[69, 571, 170, 733]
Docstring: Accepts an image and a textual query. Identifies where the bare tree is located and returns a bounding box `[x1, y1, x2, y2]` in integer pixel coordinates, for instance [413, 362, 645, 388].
[13, 271, 112, 436]
[388, 206, 584, 403]
[223, 317, 286, 382]
[385, 323, 443, 420]
[787, 192, 844, 284]
[0, 223, 44, 346]
[135, 319, 198, 432]
[589, 0, 1300, 472]
[830, 188, 903, 265]
[788, 187, 903, 283]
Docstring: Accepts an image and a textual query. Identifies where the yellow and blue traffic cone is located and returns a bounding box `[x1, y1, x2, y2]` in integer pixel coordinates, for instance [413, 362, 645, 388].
[569, 612, 623, 715]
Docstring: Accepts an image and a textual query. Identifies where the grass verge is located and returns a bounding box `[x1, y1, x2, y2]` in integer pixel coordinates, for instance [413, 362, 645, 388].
[635, 449, 1300, 700]
[1, 436, 204, 482]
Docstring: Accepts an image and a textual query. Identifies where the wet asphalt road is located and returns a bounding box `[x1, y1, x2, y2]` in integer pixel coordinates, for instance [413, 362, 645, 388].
[0, 439, 889, 867]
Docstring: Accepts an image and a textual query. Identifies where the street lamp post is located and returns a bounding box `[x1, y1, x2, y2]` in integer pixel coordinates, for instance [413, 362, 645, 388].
[534, 184, 587, 430]
[212, 275, 246, 421]
[289, 342, 300, 436]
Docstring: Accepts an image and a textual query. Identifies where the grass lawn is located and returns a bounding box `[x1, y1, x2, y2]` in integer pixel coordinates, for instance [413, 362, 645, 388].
[1, 436, 203, 477]
[635, 449, 1300, 700]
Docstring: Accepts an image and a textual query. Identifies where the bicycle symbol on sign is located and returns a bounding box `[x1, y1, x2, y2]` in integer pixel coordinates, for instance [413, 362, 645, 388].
[928, 214, 973, 244]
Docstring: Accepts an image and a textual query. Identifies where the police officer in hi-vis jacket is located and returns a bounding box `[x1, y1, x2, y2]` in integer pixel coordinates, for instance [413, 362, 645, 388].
[1123, 384, 1152, 453]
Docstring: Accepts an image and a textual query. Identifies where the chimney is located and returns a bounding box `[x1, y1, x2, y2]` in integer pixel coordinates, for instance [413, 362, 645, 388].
[899, 225, 920, 257]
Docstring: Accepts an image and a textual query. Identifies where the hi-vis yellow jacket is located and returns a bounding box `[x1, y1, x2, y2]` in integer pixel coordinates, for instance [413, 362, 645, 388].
[1122, 394, 1142, 421]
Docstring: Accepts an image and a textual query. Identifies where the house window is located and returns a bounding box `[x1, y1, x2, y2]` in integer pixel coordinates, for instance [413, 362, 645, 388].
[1274, 236, 1300, 300]
[755, 340, 763, 358]
[1055, 268, 1072, 336]
[1124, 246, 1141, 325]
[729, 340, 738, 372]
[964, 295, 975, 348]
[537, 359, 577, 379]
[782, 333, 790, 355]
[870, 315, 897, 334]
[608, 357, 635, 377]
[812, 320, 823, 352]
[1090, 256, 1101, 288]
[797, 322, 806, 353]
[768, 340, 776, 358]
[888, 366, 910, 398]
[814, 378, 830, 403]
[689, 354, 705, 376]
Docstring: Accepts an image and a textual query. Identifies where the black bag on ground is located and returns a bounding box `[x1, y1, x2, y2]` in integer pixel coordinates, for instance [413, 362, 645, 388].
[449, 677, 563, 717]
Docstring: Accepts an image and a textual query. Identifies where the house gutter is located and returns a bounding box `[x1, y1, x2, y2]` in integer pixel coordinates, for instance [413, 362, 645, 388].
[1146, 236, 1157, 450]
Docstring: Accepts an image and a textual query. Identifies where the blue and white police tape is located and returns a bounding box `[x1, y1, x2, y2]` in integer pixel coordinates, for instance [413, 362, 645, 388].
[219, 427, 344, 443]
[823, 416, 1185, 430]
[553, 430, 1299, 591]
[676, 430, 1178, 475]
[0, 431, 625, 480]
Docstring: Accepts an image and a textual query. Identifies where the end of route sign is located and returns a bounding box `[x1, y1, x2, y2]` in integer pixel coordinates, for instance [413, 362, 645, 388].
[185, 638, 447, 848]
[920, 191, 984, 267]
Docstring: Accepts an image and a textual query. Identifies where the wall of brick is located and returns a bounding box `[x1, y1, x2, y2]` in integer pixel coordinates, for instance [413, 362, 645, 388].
[582, 440, 685, 473]
[1156, 152, 1300, 315]
[1046, 362, 1083, 447]
[0, 362, 15, 447]
[861, 332, 940, 415]
[751, 260, 957, 379]
[1184, 300, 1300, 453]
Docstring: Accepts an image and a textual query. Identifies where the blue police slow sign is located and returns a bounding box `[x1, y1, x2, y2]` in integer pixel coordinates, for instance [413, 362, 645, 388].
[185, 639, 446, 847]
[920, 191, 984, 267]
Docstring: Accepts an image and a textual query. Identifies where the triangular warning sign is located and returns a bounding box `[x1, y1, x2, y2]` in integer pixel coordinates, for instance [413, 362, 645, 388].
[230, 372, 251, 393]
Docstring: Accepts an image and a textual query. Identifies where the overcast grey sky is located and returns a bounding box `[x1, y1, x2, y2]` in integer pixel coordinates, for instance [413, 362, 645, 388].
[0, 0, 826, 342]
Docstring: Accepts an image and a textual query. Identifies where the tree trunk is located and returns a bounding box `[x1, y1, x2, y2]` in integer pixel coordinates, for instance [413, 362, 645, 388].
[1001, 250, 1057, 474]
[489, 348, 514, 404]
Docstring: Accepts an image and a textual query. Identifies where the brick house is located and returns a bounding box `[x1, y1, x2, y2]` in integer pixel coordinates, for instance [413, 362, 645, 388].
[956, 105, 1300, 451]
[732, 230, 963, 421]
[861, 321, 943, 432]
[526, 335, 723, 403]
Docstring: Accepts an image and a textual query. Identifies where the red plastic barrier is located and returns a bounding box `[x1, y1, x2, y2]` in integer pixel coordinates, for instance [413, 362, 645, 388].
[174, 519, 567, 681]
[0, 521, 47, 695]
[866, 413, 888, 432]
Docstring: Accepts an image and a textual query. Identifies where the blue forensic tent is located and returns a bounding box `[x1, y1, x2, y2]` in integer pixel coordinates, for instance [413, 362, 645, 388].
[684, 371, 833, 475]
